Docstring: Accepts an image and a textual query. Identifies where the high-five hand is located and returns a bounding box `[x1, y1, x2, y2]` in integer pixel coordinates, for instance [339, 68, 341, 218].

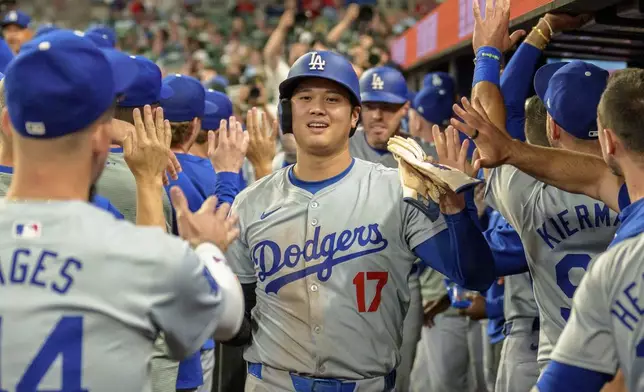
[450, 97, 514, 170]
[208, 116, 250, 174]
[170, 187, 240, 251]
[246, 107, 277, 179]
[472, 0, 525, 53]
[124, 105, 172, 182]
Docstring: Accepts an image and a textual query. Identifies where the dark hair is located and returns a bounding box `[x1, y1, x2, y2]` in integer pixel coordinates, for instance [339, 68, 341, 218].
[598, 68, 644, 154]
[115, 103, 160, 125]
[524, 95, 549, 147]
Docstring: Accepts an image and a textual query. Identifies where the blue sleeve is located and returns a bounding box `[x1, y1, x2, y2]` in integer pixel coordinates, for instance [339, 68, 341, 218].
[500, 43, 543, 141]
[164, 174, 205, 213]
[0, 39, 13, 74]
[413, 210, 496, 292]
[618, 183, 631, 211]
[215, 171, 241, 206]
[484, 225, 530, 276]
[91, 194, 124, 220]
[536, 360, 613, 392]
[485, 283, 505, 319]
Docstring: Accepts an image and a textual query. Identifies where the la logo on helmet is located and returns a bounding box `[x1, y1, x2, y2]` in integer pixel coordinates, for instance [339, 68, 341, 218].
[309, 52, 326, 71]
[371, 73, 384, 90]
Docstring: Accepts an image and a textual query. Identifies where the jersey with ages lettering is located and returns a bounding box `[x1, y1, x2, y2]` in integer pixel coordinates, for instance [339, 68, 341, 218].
[349, 129, 437, 169]
[551, 234, 644, 390]
[485, 165, 619, 368]
[96, 149, 174, 230]
[0, 200, 225, 392]
[226, 159, 447, 379]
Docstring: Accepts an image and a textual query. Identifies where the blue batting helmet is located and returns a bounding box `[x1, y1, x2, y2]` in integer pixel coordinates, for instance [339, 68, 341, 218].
[360, 66, 409, 104]
[278, 50, 361, 136]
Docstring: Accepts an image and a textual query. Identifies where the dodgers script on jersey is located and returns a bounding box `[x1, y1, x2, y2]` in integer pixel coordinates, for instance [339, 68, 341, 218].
[551, 234, 644, 391]
[0, 200, 224, 391]
[226, 159, 447, 379]
[485, 165, 619, 368]
[349, 129, 438, 169]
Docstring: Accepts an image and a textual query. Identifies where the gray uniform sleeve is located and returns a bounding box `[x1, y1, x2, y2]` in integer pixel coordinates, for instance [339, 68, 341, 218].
[150, 245, 225, 360]
[225, 197, 256, 284]
[485, 165, 540, 230]
[550, 253, 618, 374]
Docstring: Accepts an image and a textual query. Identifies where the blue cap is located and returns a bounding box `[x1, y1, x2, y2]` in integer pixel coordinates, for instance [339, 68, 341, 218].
[160, 74, 208, 122]
[413, 86, 454, 126]
[279, 51, 361, 105]
[407, 90, 417, 103]
[534, 60, 609, 139]
[1, 10, 30, 29]
[35, 24, 58, 37]
[360, 66, 408, 104]
[203, 89, 233, 131]
[85, 25, 116, 48]
[4, 30, 137, 139]
[423, 72, 455, 97]
[120, 55, 173, 107]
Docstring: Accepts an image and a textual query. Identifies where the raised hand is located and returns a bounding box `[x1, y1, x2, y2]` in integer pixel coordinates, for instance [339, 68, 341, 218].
[124, 105, 172, 182]
[472, 0, 525, 53]
[208, 116, 250, 174]
[450, 97, 515, 170]
[246, 107, 277, 178]
[170, 187, 240, 251]
[432, 125, 474, 176]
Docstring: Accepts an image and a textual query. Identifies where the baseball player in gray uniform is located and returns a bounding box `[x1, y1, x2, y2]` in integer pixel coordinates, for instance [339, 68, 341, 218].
[531, 68, 644, 392]
[0, 30, 244, 392]
[222, 50, 497, 391]
[458, 58, 619, 371]
[452, 2, 620, 370]
[348, 65, 423, 392]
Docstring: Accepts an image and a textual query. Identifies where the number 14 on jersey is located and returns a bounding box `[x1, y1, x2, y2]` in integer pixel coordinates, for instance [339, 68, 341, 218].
[0, 316, 87, 392]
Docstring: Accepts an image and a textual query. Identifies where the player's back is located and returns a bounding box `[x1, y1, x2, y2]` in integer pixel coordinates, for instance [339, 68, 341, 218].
[0, 200, 190, 391]
[486, 165, 619, 368]
[96, 150, 174, 229]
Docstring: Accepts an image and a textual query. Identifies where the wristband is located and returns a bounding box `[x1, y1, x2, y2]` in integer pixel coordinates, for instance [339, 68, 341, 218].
[472, 47, 502, 88]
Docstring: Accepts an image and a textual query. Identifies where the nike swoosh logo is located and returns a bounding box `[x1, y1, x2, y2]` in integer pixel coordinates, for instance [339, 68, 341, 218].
[530, 343, 538, 351]
[260, 207, 281, 220]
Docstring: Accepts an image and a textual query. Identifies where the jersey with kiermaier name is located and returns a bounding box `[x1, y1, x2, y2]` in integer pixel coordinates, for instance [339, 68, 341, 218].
[486, 165, 619, 369]
[349, 129, 438, 169]
[551, 234, 644, 391]
[0, 200, 225, 392]
[96, 150, 174, 231]
[226, 158, 447, 379]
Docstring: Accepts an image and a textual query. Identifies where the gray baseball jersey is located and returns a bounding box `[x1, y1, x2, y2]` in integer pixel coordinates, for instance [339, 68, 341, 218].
[504, 273, 538, 322]
[0, 200, 224, 391]
[96, 150, 174, 230]
[349, 129, 438, 169]
[551, 234, 644, 390]
[226, 158, 447, 379]
[486, 165, 619, 367]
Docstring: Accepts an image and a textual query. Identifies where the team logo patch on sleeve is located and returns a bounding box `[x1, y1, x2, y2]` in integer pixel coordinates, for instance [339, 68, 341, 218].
[13, 221, 42, 239]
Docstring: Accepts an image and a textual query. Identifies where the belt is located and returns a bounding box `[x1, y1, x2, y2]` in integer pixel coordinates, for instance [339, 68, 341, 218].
[503, 317, 540, 336]
[248, 363, 396, 392]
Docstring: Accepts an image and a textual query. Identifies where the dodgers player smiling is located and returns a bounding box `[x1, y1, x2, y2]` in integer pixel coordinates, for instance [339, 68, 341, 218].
[223, 50, 496, 391]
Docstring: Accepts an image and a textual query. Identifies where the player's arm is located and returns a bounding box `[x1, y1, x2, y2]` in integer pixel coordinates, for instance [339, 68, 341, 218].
[484, 219, 530, 276]
[535, 250, 618, 391]
[209, 117, 248, 205]
[410, 200, 497, 292]
[152, 243, 244, 360]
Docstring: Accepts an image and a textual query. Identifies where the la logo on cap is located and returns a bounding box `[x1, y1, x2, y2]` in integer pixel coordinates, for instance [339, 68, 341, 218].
[432, 74, 443, 87]
[8, 11, 17, 21]
[371, 73, 384, 90]
[308, 52, 325, 71]
[25, 122, 46, 136]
